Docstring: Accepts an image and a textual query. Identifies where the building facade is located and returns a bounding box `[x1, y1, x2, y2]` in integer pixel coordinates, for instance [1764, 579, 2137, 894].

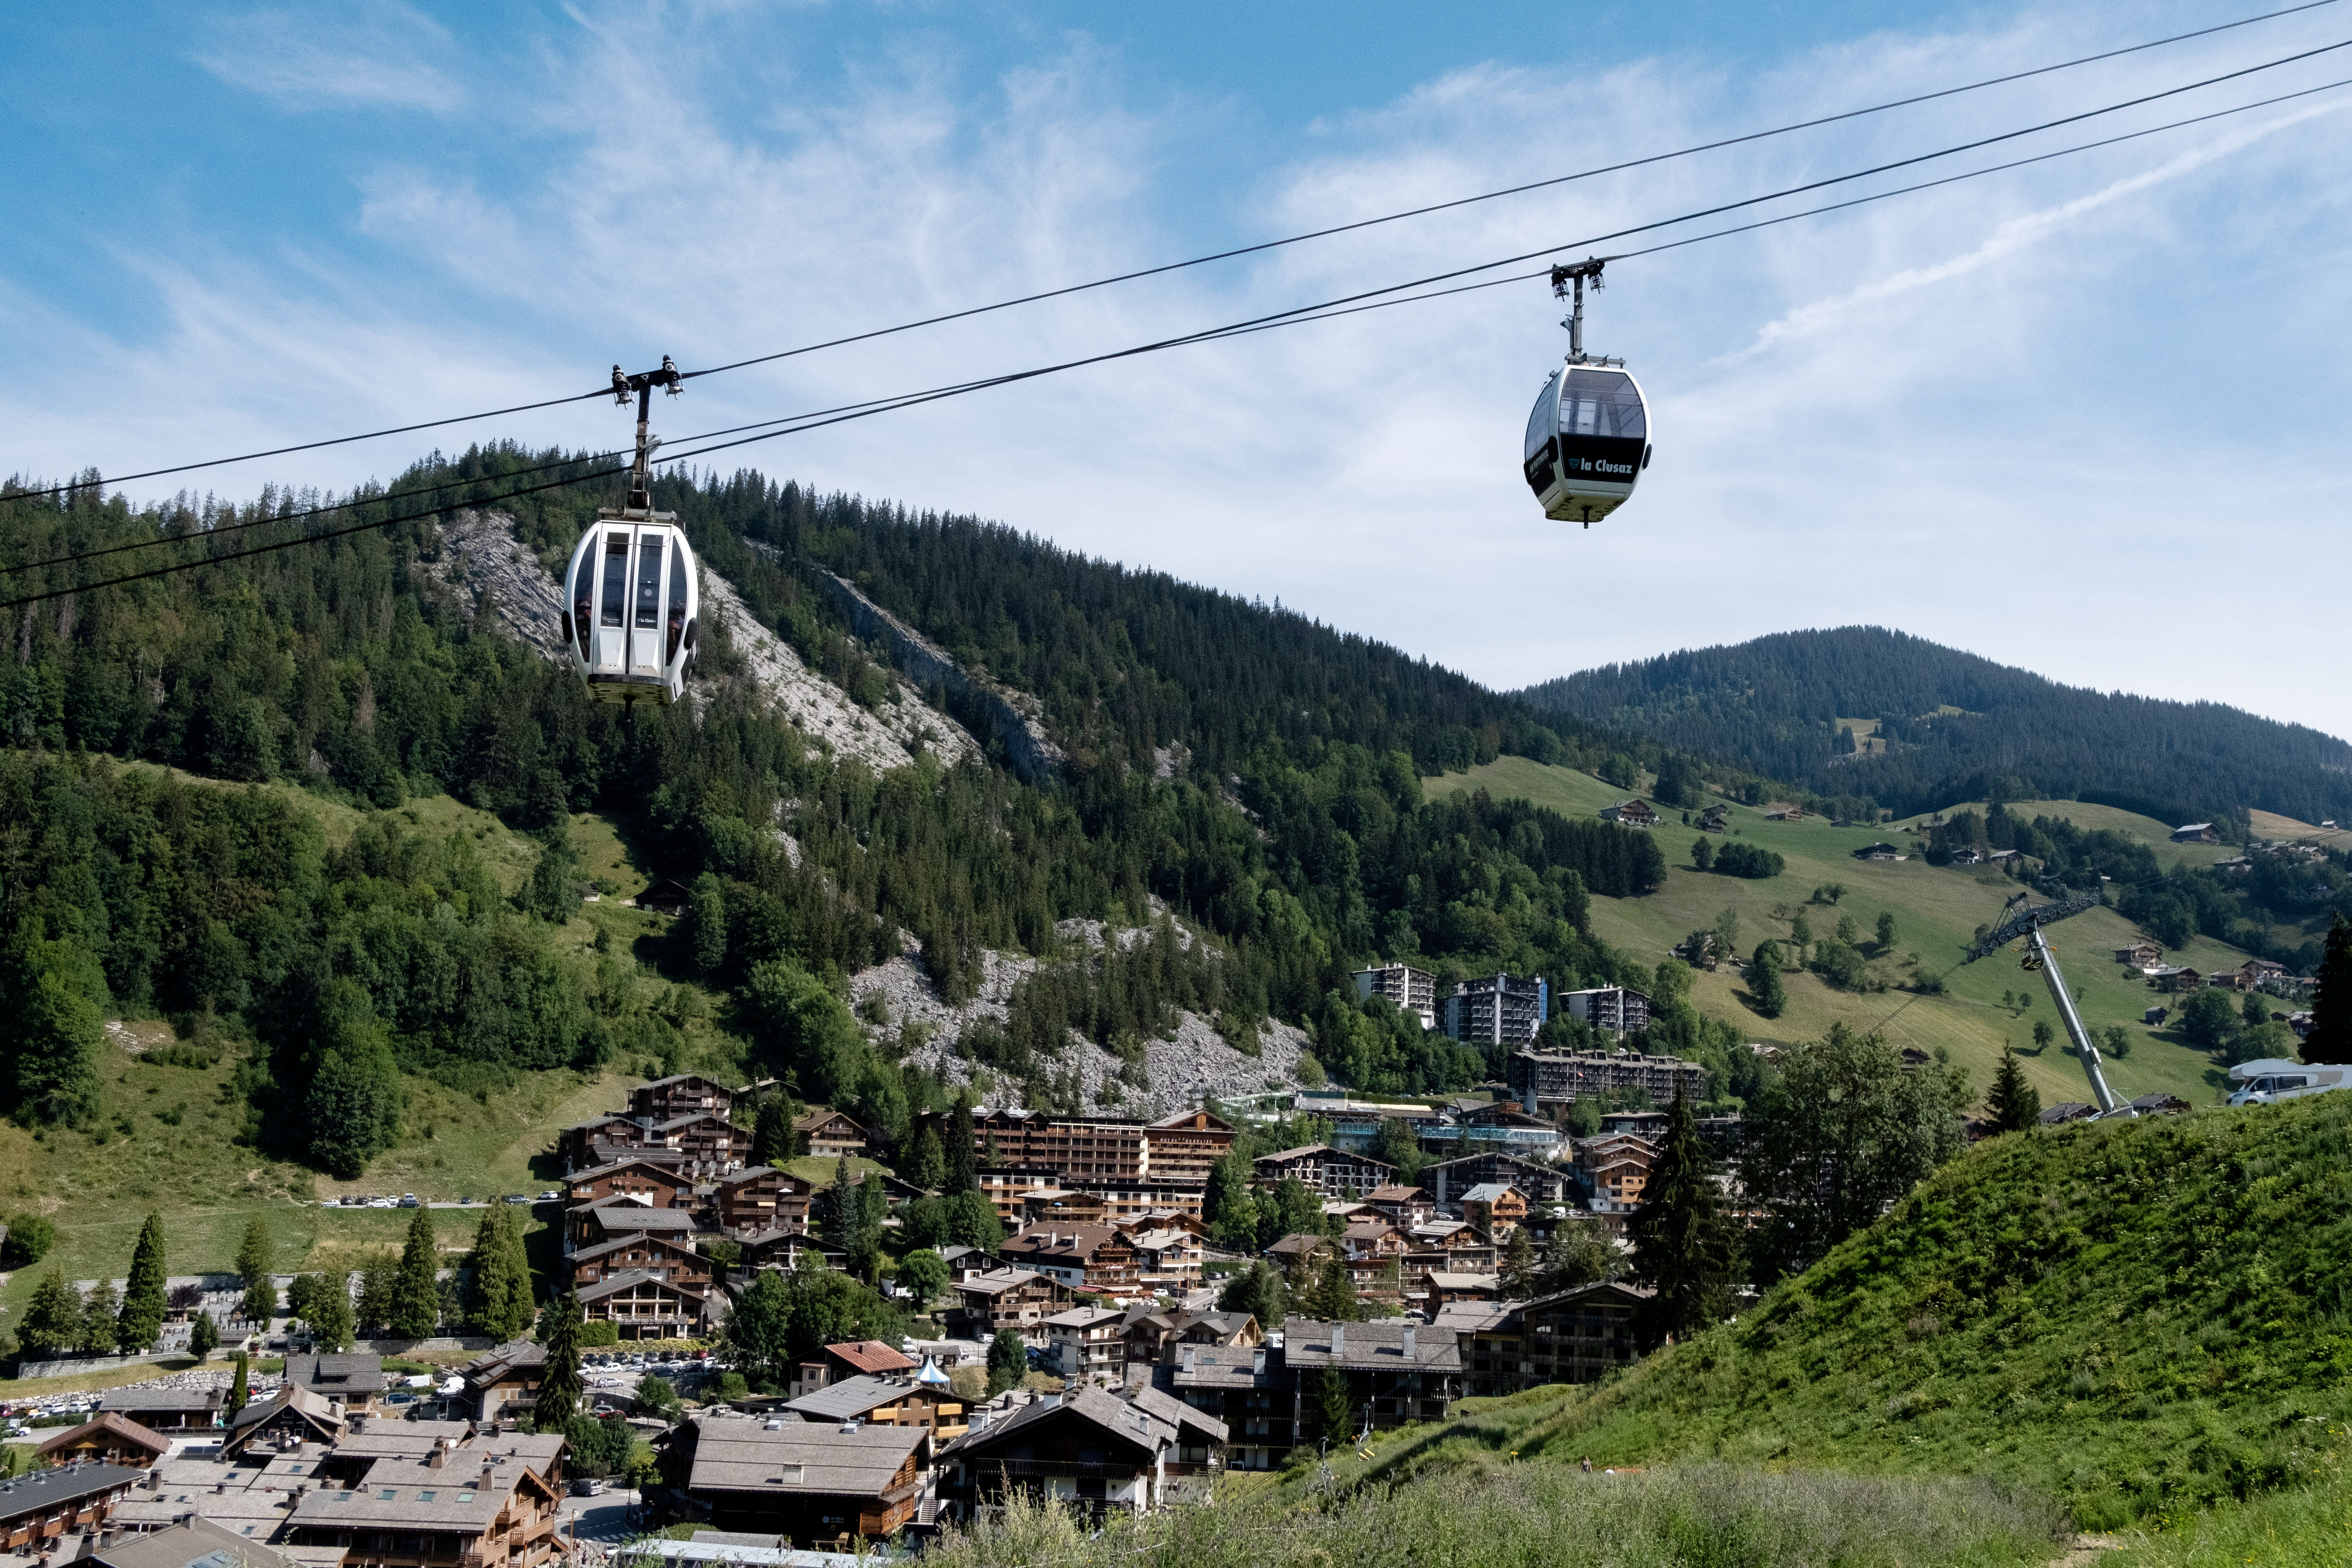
[1349, 964, 1438, 1031]
[1439, 975, 1548, 1047]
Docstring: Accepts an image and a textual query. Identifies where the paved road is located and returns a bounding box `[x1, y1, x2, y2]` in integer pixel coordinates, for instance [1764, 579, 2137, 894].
[557, 1490, 643, 1542]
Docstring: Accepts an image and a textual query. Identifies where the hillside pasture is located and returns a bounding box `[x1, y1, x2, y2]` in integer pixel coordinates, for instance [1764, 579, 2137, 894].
[1426, 763, 2259, 1108]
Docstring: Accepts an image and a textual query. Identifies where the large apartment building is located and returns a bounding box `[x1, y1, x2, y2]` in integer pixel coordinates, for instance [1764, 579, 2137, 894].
[1556, 986, 1650, 1037]
[937, 1108, 1234, 1183]
[1351, 963, 1437, 1031]
[1439, 974, 1548, 1047]
[1506, 1045, 1707, 1113]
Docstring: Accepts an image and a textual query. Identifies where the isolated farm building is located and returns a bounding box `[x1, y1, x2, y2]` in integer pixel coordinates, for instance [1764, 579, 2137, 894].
[1600, 799, 1660, 827]
[2171, 823, 2221, 844]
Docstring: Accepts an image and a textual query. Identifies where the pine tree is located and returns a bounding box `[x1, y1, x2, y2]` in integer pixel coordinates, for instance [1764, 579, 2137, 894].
[536, 1293, 585, 1426]
[752, 1094, 795, 1169]
[1750, 946, 1786, 1018]
[908, 1126, 946, 1191]
[986, 1328, 1027, 1395]
[228, 1352, 250, 1414]
[306, 1273, 356, 1351]
[389, 1208, 441, 1341]
[946, 1098, 978, 1193]
[466, 1207, 534, 1341]
[1627, 1081, 1740, 1343]
[2309, 916, 2352, 1065]
[1500, 1225, 1537, 1298]
[1987, 1045, 2041, 1133]
[1303, 1254, 1359, 1323]
[190, 1311, 219, 1362]
[1307, 1366, 1354, 1446]
[118, 1212, 168, 1352]
[356, 1251, 398, 1334]
[18, 1267, 81, 1358]
[237, 1216, 277, 1326]
[79, 1281, 121, 1355]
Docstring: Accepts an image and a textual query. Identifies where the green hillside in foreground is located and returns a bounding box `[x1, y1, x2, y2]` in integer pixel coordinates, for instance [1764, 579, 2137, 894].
[1358, 1094, 2352, 1531]
[1428, 757, 2268, 1110]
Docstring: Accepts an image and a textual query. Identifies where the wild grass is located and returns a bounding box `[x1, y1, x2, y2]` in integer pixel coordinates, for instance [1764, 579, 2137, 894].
[1372, 1094, 2352, 1530]
[929, 1463, 2068, 1568]
[2106, 1443, 2352, 1563]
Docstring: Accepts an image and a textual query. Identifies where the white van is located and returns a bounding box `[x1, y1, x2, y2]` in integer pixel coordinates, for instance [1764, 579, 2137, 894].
[2226, 1058, 2350, 1107]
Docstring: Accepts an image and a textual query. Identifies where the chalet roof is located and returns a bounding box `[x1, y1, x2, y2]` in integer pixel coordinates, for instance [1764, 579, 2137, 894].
[1366, 1185, 1432, 1204]
[0, 1462, 150, 1515]
[717, 1165, 797, 1188]
[287, 1455, 546, 1531]
[638, 1072, 727, 1092]
[1513, 1280, 1657, 1315]
[577, 1268, 705, 1305]
[1459, 1184, 1525, 1204]
[1263, 1233, 1331, 1259]
[1340, 1220, 1404, 1242]
[1419, 1272, 1504, 1291]
[328, 1420, 476, 1462]
[943, 1387, 1173, 1463]
[824, 1340, 917, 1375]
[1146, 1109, 1235, 1133]
[228, 1384, 341, 1436]
[684, 1415, 926, 1498]
[100, 1386, 227, 1414]
[571, 1232, 704, 1263]
[955, 1267, 1054, 1299]
[1000, 1225, 1129, 1263]
[462, 1341, 548, 1389]
[91, 1514, 295, 1568]
[1169, 1343, 1278, 1390]
[1044, 1306, 1125, 1330]
[783, 1374, 941, 1423]
[2039, 1102, 2100, 1124]
[36, 1412, 173, 1459]
[1122, 1381, 1228, 1446]
[1124, 1228, 1195, 1253]
[286, 1352, 386, 1395]
[570, 1156, 695, 1185]
[1284, 1317, 1462, 1375]
[1254, 1144, 1335, 1164]
[579, 1202, 698, 1233]
[793, 1109, 865, 1132]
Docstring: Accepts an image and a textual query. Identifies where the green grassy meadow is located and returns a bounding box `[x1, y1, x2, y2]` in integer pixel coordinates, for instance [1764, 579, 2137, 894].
[1426, 759, 2268, 1110]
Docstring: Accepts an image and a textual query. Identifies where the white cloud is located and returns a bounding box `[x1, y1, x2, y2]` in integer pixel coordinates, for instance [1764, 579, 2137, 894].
[19, 1, 2352, 738]
[194, 3, 463, 112]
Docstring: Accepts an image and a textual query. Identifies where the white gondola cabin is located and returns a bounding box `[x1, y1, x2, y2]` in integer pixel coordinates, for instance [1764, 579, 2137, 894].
[1523, 363, 1651, 527]
[564, 517, 698, 704]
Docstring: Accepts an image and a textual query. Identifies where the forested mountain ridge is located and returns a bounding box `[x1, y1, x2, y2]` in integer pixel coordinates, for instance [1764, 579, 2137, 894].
[1515, 626, 2352, 827]
[0, 448, 1711, 1189]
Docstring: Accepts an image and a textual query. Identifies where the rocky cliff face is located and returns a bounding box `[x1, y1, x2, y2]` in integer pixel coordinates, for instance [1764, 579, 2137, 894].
[816, 570, 1068, 787]
[433, 511, 977, 775]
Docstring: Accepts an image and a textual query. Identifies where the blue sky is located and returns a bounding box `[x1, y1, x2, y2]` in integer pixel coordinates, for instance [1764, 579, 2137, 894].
[6, 2, 2350, 742]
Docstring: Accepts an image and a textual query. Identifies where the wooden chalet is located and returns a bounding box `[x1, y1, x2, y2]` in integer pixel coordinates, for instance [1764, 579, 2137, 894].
[669, 1415, 931, 1545]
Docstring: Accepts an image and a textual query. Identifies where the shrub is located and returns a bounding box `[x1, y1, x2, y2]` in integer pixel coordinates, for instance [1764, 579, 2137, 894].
[1714, 842, 1785, 879]
[1, 1212, 58, 1267]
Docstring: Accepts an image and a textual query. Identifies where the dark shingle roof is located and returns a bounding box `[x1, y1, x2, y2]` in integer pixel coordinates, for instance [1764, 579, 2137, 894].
[684, 1415, 926, 1498]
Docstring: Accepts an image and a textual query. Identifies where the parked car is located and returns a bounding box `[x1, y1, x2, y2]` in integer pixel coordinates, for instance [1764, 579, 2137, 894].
[398, 1194, 420, 1208]
[571, 1478, 606, 1497]
[536, 1190, 560, 1202]
[504, 1194, 531, 1205]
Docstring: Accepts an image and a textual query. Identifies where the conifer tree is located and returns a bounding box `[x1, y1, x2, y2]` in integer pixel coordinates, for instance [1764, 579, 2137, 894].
[356, 1251, 397, 1334]
[2308, 916, 2352, 1065]
[118, 1212, 168, 1352]
[466, 1206, 534, 1342]
[1987, 1045, 2041, 1133]
[1500, 1225, 1538, 1298]
[1749, 945, 1787, 1018]
[945, 1097, 978, 1193]
[752, 1094, 796, 1169]
[237, 1216, 277, 1327]
[80, 1281, 121, 1355]
[190, 1311, 219, 1362]
[228, 1352, 250, 1414]
[536, 1293, 585, 1426]
[1307, 1366, 1354, 1446]
[389, 1208, 441, 1340]
[18, 1267, 81, 1358]
[1627, 1082, 1740, 1343]
[908, 1125, 946, 1192]
[305, 1273, 356, 1351]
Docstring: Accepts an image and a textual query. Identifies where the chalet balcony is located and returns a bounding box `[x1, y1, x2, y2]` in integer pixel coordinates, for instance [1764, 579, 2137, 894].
[961, 1458, 1152, 1484]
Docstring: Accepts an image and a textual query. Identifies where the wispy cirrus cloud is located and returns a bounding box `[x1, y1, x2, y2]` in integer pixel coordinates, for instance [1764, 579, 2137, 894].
[194, 3, 464, 113]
